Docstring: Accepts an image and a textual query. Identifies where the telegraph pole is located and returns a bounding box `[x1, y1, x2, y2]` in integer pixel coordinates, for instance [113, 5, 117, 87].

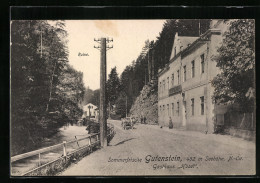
[151, 49, 155, 80]
[40, 27, 43, 58]
[94, 37, 113, 147]
[199, 19, 201, 36]
[125, 95, 127, 117]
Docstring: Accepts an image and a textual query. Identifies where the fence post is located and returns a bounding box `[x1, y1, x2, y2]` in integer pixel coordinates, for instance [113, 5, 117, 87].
[89, 138, 92, 152]
[63, 141, 67, 158]
[96, 134, 99, 142]
[75, 136, 80, 147]
[38, 153, 41, 166]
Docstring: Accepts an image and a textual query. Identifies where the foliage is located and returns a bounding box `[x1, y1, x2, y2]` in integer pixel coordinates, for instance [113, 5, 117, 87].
[114, 92, 128, 118]
[11, 20, 84, 155]
[211, 19, 255, 112]
[56, 65, 85, 124]
[106, 67, 121, 105]
[83, 87, 100, 106]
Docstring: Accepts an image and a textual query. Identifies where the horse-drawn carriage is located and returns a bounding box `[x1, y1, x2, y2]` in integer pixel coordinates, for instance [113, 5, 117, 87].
[121, 117, 134, 130]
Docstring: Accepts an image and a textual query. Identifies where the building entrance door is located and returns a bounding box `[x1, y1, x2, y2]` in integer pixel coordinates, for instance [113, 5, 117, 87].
[182, 101, 187, 126]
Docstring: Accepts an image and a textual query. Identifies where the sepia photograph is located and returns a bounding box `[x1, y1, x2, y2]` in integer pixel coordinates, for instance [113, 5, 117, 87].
[10, 19, 256, 176]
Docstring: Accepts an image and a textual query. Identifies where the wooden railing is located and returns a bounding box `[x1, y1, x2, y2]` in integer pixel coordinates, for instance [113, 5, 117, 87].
[11, 123, 115, 175]
[11, 133, 98, 163]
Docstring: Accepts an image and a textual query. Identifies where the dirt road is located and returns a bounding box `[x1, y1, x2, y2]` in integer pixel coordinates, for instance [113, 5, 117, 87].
[60, 120, 255, 176]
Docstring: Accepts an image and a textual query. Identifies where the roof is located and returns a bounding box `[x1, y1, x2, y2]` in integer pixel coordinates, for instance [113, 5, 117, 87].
[159, 29, 221, 77]
[83, 103, 98, 110]
[178, 36, 199, 49]
[169, 35, 199, 60]
[84, 103, 96, 107]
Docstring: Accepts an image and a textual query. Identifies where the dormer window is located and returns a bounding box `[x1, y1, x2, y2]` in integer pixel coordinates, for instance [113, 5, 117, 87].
[187, 44, 191, 47]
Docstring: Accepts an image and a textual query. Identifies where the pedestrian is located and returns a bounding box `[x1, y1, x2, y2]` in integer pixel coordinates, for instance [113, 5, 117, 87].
[169, 117, 173, 129]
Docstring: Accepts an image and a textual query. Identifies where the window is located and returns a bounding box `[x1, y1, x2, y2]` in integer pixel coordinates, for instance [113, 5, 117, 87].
[163, 105, 165, 113]
[161, 82, 163, 95]
[174, 47, 176, 56]
[167, 104, 169, 116]
[161, 81, 163, 91]
[160, 106, 161, 113]
[183, 66, 186, 81]
[200, 96, 204, 115]
[172, 103, 174, 116]
[201, 54, 205, 74]
[163, 80, 165, 90]
[161, 81, 163, 92]
[191, 98, 194, 116]
[177, 70, 180, 84]
[191, 60, 195, 78]
[177, 102, 179, 116]
[167, 77, 169, 90]
[171, 74, 174, 86]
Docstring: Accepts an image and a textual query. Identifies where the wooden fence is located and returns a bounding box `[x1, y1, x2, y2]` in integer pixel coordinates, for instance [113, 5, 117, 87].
[223, 112, 255, 130]
[11, 123, 115, 176]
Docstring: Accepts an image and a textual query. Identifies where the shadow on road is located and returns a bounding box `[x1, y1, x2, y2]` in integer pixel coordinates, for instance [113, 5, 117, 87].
[113, 138, 136, 146]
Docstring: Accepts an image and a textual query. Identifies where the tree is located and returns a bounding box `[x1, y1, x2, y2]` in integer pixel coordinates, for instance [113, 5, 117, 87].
[114, 92, 128, 118]
[211, 19, 255, 112]
[56, 64, 85, 124]
[11, 20, 85, 155]
[83, 87, 100, 106]
[106, 67, 121, 117]
[106, 67, 121, 105]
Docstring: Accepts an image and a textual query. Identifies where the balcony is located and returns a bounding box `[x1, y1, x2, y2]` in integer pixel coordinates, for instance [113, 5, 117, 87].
[169, 85, 182, 96]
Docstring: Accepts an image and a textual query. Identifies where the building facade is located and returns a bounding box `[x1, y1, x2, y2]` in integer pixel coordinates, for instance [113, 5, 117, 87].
[158, 20, 230, 133]
[83, 103, 99, 119]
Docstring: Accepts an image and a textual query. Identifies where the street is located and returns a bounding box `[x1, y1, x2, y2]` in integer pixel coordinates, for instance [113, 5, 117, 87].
[60, 120, 255, 176]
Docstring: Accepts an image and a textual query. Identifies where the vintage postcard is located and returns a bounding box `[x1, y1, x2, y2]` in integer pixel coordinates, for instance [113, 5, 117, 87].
[10, 19, 256, 176]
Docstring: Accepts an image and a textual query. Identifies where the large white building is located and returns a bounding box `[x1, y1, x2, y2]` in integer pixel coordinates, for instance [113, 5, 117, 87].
[158, 20, 230, 133]
[83, 103, 99, 119]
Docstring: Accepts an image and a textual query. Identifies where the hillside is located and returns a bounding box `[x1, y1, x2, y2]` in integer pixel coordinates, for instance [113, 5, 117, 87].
[129, 80, 158, 124]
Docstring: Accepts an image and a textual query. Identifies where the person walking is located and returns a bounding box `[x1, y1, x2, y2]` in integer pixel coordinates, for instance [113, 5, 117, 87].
[169, 117, 173, 129]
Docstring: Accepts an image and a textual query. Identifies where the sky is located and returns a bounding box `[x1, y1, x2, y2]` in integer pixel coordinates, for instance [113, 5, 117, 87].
[65, 20, 166, 90]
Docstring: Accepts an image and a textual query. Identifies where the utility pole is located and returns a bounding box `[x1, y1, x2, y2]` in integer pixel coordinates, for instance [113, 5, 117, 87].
[147, 49, 150, 82]
[198, 19, 201, 36]
[94, 37, 113, 148]
[40, 27, 43, 58]
[151, 49, 155, 80]
[125, 94, 127, 117]
[145, 69, 147, 85]
[108, 101, 111, 119]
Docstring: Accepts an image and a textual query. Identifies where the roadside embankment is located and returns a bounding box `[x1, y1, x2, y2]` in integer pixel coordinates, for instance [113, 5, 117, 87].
[130, 80, 158, 124]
